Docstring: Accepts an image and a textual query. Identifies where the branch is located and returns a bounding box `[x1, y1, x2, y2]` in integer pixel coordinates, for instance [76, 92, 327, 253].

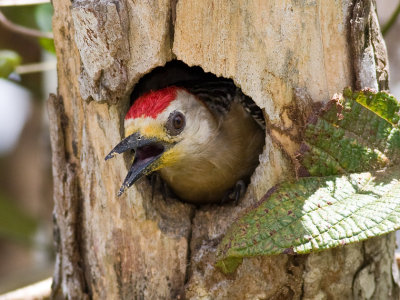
[15, 60, 56, 74]
[0, 9, 53, 39]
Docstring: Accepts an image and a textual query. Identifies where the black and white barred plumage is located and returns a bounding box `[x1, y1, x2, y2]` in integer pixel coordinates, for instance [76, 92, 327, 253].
[173, 79, 266, 130]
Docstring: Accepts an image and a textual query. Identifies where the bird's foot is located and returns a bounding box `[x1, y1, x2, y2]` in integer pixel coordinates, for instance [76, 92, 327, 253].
[221, 180, 246, 205]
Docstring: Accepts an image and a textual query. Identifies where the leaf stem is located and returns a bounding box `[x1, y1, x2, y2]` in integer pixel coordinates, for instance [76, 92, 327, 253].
[382, 1, 400, 36]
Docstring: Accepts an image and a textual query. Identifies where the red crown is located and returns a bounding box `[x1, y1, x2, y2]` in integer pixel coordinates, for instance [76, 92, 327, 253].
[125, 86, 179, 120]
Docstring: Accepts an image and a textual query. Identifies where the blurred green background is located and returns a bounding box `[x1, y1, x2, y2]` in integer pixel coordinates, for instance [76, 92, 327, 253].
[0, 0, 55, 294]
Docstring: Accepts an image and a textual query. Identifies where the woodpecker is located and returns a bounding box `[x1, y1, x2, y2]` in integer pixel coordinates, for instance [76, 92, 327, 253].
[105, 80, 265, 204]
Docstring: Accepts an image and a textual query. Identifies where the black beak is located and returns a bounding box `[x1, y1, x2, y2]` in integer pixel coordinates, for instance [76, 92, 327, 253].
[105, 133, 167, 196]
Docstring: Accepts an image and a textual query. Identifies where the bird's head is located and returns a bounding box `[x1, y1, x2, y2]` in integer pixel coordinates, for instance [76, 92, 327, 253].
[105, 86, 218, 196]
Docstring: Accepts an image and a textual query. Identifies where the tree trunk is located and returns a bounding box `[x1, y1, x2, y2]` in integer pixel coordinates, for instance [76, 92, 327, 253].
[50, 0, 399, 299]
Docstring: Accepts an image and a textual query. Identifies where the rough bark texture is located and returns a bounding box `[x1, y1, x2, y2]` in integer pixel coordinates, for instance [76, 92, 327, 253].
[50, 0, 399, 299]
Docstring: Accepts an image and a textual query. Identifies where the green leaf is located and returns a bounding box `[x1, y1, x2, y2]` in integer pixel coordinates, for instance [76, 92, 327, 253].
[0, 191, 37, 244]
[0, 50, 21, 78]
[216, 89, 400, 274]
[350, 88, 400, 125]
[35, 4, 55, 54]
[39, 38, 56, 54]
[216, 167, 400, 273]
[298, 89, 400, 176]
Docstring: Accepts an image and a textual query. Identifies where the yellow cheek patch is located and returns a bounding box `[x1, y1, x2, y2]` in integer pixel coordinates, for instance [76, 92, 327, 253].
[153, 148, 181, 171]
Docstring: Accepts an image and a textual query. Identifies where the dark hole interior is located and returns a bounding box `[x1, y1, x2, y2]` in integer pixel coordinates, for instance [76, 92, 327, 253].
[131, 60, 232, 104]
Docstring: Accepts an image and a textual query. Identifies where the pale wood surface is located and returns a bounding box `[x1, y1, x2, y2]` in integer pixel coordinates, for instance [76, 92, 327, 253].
[50, 0, 399, 299]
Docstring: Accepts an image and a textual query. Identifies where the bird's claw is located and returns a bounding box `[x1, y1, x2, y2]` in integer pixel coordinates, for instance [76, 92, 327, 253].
[149, 173, 175, 202]
[221, 180, 246, 205]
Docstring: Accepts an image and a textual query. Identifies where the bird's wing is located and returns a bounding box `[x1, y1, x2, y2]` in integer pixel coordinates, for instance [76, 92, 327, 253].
[178, 79, 235, 115]
[175, 79, 266, 130]
[236, 91, 266, 130]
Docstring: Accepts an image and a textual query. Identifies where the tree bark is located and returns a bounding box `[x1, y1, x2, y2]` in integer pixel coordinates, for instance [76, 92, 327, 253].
[50, 0, 399, 299]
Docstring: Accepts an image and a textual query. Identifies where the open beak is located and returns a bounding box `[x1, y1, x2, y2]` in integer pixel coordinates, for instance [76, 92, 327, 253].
[105, 132, 170, 196]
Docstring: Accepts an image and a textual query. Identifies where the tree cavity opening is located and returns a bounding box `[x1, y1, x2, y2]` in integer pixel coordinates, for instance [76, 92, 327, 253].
[122, 60, 266, 206]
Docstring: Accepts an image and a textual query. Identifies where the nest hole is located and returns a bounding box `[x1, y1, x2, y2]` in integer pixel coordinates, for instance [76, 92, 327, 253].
[126, 60, 266, 206]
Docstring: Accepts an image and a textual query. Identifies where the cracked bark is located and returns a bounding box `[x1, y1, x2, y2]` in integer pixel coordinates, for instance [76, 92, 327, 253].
[51, 0, 399, 299]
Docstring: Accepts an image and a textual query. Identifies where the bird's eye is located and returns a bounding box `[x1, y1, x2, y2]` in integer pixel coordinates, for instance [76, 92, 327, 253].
[173, 114, 184, 129]
[166, 111, 186, 136]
